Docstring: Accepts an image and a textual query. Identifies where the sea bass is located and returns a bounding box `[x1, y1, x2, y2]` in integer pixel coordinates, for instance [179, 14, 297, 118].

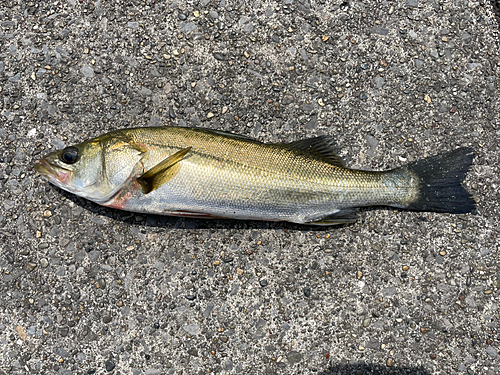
[34, 127, 475, 225]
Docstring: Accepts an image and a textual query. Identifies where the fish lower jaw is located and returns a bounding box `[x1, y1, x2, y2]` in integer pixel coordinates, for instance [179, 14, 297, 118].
[38, 173, 67, 192]
[39, 176, 115, 204]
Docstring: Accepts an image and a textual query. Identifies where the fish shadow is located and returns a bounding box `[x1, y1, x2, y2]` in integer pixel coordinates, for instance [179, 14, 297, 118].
[319, 362, 431, 375]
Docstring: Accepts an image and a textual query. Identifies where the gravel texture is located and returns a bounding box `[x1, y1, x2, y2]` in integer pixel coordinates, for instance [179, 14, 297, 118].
[1, 1, 499, 374]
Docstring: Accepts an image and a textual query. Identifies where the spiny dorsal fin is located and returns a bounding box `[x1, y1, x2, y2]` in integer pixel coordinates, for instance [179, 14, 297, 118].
[284, 136, 344, 167]
[137, 147, 191, 194]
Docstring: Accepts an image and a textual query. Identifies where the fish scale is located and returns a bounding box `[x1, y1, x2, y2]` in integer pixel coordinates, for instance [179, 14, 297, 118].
[101, 127, 413, 222]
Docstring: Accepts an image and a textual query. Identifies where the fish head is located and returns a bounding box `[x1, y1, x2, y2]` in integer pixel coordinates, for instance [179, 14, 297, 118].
[34, 139, 109, 201]
[35, 133, 148, 203]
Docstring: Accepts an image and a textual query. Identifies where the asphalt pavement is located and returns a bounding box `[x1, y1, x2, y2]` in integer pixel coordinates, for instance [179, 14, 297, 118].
[0, 0, 499, 374]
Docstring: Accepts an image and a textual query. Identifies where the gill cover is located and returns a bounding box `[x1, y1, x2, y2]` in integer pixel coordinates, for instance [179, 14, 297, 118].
[89, 137, 148, 203]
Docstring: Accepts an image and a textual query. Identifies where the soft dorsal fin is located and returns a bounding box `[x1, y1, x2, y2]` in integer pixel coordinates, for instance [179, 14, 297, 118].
[137, 147, 191, 194]
[284, 136, 344, 167]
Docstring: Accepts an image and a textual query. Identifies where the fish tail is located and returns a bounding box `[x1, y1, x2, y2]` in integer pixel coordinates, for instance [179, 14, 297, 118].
[400, 147, 476, 214]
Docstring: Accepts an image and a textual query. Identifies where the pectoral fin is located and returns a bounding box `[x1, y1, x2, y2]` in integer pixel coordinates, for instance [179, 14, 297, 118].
[137, 147, 191, 194]
[305, 209, 359, 226]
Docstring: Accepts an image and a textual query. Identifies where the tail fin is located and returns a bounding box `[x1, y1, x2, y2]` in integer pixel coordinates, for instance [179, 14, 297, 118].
[402, 147, 476, 214]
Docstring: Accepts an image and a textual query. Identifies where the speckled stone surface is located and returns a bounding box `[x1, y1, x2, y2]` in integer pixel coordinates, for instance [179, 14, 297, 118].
[0, 1, 499, 374]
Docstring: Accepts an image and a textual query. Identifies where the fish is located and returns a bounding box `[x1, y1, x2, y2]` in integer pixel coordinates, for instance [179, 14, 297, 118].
[34, 126, 476, 225]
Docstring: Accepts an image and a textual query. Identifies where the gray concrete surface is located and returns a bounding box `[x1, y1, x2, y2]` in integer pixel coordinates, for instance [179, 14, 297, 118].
[1, 0, 499, 374]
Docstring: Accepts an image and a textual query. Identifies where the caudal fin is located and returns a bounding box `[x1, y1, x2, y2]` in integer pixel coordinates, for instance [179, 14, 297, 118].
[403, 147, 476, 214]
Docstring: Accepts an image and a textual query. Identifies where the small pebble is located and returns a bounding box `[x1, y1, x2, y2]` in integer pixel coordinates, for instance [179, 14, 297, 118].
[105, 360, 115, 372]
[26, 262, 37, 273]
[260, 280, 268, 287]
[59, 327, 69, 336]
[213, 53, 225, 61]
[287, 351, 303, 364]
[97, 278, 106, 289]
[169, 106, 176, 119]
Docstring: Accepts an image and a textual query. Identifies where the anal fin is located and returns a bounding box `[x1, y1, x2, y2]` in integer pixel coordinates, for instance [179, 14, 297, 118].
[305, 209, 359, 226]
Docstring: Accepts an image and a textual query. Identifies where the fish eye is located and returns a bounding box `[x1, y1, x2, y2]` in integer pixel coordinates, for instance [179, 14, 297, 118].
[60, 147, 79, 164]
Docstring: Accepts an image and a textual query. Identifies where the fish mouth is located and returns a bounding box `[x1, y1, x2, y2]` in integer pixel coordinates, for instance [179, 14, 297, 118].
[34, 158, 55, 176]
[34, 158, 71, 185]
